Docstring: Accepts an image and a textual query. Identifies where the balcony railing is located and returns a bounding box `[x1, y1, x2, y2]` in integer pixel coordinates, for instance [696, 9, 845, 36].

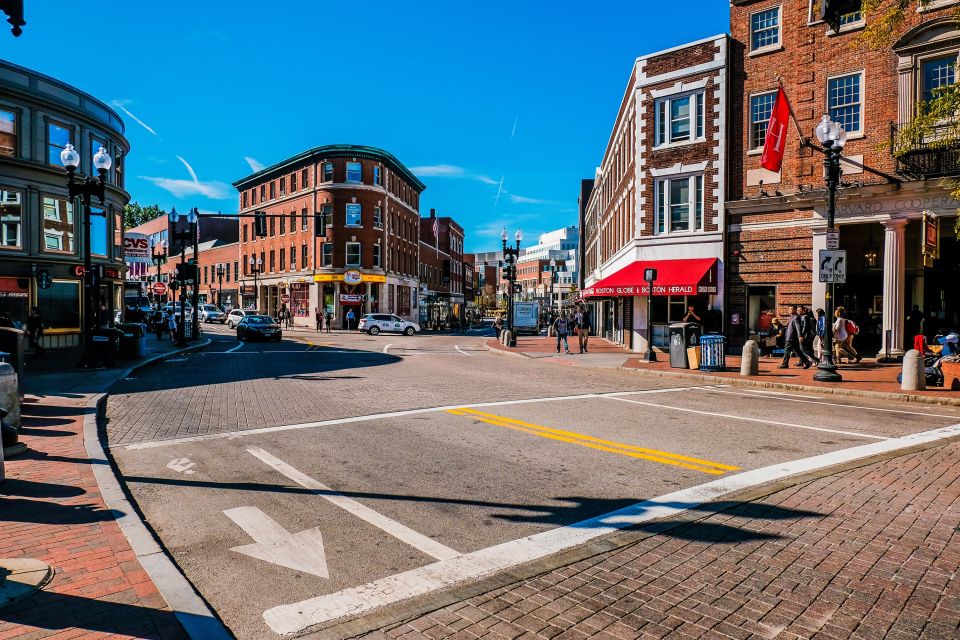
[890, 121, 960, 180]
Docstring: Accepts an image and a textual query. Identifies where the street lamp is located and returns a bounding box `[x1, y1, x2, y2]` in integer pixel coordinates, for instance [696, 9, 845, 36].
[501, 227, 522, 347]
[151, 240, 167, 305]
[643, 268, 658, 363]
[249, 255, 264, 312]
[60, 143, 111, 369]
[549, 258, 557, 312]
[216, 264, 225, 308]
[811, 114, 847, 383]
[169, 206, 198, 347]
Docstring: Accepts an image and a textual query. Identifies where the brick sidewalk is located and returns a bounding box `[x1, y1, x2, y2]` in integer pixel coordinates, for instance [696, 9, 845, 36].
[368, 439, 960, 640]
[0, 395, 188, 639]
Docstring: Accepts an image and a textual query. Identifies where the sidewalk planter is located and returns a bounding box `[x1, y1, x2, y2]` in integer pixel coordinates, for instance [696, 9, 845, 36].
[699, 334, 727, 372]
[118, 323, 148, 359]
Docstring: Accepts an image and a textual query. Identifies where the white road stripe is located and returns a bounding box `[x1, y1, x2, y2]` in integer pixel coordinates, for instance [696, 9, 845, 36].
[700, 387, 960, 419]
[383, 343, 392, 354]
[262, 422, 960, 634]
[225, 343, 244, 353]
[602, 385, 724, 396]
[121, 388, 703, 451]
[603, 395, 889, 440]
[246, 447, 460, 562]
[454, 345, 474, 356]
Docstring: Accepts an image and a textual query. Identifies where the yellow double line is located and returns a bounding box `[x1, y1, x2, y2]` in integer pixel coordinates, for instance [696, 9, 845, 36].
[446, 407, 739, 476]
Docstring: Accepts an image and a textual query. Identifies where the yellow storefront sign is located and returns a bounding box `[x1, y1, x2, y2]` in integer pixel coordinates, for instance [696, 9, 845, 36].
[313, 273, 387, 283]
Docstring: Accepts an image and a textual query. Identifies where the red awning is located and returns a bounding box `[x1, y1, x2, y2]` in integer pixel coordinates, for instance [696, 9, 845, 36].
[582, 258, 718, 298]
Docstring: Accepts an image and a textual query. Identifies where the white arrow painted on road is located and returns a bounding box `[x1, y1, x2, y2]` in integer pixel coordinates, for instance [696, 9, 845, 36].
[224, 506, 329, 578]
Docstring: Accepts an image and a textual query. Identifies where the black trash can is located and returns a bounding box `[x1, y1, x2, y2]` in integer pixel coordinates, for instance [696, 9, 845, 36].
[118, 323, 147, 359]
[91, 329, 120, 367]
[668, 322, 702, 368]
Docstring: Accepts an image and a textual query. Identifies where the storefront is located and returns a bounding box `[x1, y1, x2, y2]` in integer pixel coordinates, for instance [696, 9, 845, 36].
[582, 257, 721, 351]
[313, 270, 386, 328]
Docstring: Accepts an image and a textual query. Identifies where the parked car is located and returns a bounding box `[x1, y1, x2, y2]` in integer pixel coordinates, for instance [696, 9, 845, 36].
[358, 313, 420, 336]
[200, 304, 226, 323]
[225, 309, 250, 328]
[236, 315, 282, 342]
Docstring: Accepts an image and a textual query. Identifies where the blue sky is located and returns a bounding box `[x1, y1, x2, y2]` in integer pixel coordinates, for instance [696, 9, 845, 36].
[4, 1, 729, 251]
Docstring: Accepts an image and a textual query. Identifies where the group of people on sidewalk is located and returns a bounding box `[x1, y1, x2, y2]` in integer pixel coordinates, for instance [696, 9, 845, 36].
[552, 306, 591, 354]
[774, 304, 862, 369]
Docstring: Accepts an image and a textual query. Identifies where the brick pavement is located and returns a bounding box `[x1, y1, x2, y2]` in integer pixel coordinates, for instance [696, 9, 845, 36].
[0, 395, 188, 639]
[366, 439, 960, 640]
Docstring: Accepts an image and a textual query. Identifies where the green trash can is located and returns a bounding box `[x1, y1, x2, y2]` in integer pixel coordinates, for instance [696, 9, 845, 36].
[118, 323, 147, 359]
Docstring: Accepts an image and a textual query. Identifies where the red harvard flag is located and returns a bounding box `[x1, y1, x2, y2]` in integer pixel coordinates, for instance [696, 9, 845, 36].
[761, 87, 791, 172]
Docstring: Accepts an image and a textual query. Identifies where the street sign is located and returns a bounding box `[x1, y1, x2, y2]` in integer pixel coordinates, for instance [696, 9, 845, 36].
[280, 294, 290, 304]
[152, 282, 167, 296]
[818, 249, 847, 283]
[512, 284, 522, 293]
[36, 269, 52, 289]
[826, 228, 840, 250]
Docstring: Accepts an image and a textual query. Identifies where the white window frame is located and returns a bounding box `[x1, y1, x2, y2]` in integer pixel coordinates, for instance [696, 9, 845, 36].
[748, 90, 778, 152]
[345, 242, 361, 267]
[345, 203, 361, 227]
[322, 242, 333, 267]
[373, 243, 382, 268]
[346, 161, 362, 183]
[749, 5, 782, 54]
[826, 70, 865, 136]
[654, 174, 704, 236]
[322, 162, 334, 183]
[918, 52, 959, 106]
[373, 205, 382, 228]
[654, 92, 706, 147]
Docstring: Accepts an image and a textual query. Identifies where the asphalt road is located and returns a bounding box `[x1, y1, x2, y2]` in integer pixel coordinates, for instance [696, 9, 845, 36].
[104, 325, 960, 639]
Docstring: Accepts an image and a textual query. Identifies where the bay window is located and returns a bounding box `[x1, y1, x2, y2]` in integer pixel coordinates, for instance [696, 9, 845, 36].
[655, 175, 704, 235]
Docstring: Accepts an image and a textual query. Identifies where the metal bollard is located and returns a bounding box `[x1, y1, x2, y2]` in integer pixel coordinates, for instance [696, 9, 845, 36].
[740, 340, 760, 376]
[900, 349, 925, 391]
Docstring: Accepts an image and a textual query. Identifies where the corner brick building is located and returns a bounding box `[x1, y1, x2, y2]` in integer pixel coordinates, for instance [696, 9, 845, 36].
[418, 210, 464, 327]
[727, 0, 960, 355]
[582, 35, 728, 351]
[233, 145, 425, 325]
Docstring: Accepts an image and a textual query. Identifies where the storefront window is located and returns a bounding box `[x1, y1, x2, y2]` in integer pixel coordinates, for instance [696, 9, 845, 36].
[37, 279, 81, 331]
[41, 196, 75, 254]
[0, 188, 22, 248]
[747, 285, 776, 339]
[0, 276, 29, 326]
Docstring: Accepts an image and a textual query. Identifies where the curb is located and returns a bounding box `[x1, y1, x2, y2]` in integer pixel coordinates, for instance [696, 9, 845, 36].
[81, 340, 233, 640]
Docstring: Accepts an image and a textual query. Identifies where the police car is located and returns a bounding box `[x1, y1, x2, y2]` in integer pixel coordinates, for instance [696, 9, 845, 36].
[358, 314, 420, 336]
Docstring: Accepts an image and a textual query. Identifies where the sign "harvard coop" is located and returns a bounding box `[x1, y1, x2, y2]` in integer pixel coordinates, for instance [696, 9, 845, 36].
[585, 284, 717, 296]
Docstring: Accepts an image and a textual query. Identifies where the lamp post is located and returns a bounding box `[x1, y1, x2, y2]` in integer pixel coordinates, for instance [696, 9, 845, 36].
[249, 255, 263, 312]
[216, 264, 225, 308]
[60, 143, 111, 369]
[151, 241, 167, 306]
[548, 258, 557, 312]
[501, 228, 522, 347]
[811, 114, 847, 383]
[643, 268, 658, 362]
[168, 207, 198, 347]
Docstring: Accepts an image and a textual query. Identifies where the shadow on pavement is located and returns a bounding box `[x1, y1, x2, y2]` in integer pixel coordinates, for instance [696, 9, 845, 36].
[109, 338, 401, 394]
[11, 448, 108, 466]
[0, 498, 121, 525]
[0, 478, 86, 499]
[15, 427, 75, 438]
[0, 587, 189, 637]
[120, 475, 821, 543]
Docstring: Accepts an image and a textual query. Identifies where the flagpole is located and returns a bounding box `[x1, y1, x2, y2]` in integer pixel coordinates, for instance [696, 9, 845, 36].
[777, 77, 806, 143]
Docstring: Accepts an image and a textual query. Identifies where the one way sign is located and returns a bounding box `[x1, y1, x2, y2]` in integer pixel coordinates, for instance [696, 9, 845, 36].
[818, 249, 847, 283]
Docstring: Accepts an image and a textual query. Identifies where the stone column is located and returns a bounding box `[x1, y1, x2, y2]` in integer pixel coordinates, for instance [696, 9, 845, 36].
[881, 218, 908, 357]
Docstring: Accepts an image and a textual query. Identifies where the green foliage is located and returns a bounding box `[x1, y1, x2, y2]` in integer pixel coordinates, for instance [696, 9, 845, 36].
[123, 202, 166, 230]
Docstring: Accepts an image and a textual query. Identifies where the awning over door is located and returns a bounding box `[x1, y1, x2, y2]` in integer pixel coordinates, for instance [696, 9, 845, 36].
[582, 258, 718, 298]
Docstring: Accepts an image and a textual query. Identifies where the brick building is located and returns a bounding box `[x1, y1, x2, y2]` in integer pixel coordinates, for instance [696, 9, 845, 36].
[418, 210, 465, 327]
[233, 145, 425, 326]
[582, 34, 728, 351]
[727, 0, 960, 356]
[155, 240, 240, 309]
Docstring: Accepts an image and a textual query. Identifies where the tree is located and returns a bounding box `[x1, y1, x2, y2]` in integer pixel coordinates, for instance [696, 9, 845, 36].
[123, 202, 165, 230]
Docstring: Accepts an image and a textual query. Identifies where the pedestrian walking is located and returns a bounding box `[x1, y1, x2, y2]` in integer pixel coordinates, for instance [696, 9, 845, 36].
[315, 307, 323, 332]
[575, 305, 591, 353]
[26, 306, 44, 356]
[167, 311, 178, 342]
[325, 310, 333, 333]
[833, 306, 861, 363]
[154, 308, 165, 340]
[778, 306, 811, 369]
[554, 312, 571, 354]
[797, 305, 818, 365]
[346, 308, 356, 331]
[493, 314, 503, 335]
[814, 308, 826, 360]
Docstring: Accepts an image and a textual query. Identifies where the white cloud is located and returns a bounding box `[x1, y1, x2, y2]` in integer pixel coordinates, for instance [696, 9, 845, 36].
[111, 100, 158, 137]
[140, 177, 233, 200]
[410, 164, 467, 177]
[244, 156, 265, 172]
[475, 175, 498, 185]
[176, 155, 199, 182]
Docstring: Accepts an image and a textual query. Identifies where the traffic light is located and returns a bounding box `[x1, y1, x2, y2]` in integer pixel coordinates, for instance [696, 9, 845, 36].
[254, 211, 267, 237]
[176, 262, 198, 285]
[314, 211, 325, 237]
[820, 0, 861, 32]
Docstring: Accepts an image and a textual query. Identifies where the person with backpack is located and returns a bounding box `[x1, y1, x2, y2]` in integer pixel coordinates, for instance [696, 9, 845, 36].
[833, 306, 860, 363]
[553, 311, 571, 354]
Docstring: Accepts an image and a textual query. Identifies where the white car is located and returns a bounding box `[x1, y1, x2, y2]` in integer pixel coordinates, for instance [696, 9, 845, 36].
[200, 304, 226, 323]
[358, 314, 420, 336]
[226, 309, 251, 328]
